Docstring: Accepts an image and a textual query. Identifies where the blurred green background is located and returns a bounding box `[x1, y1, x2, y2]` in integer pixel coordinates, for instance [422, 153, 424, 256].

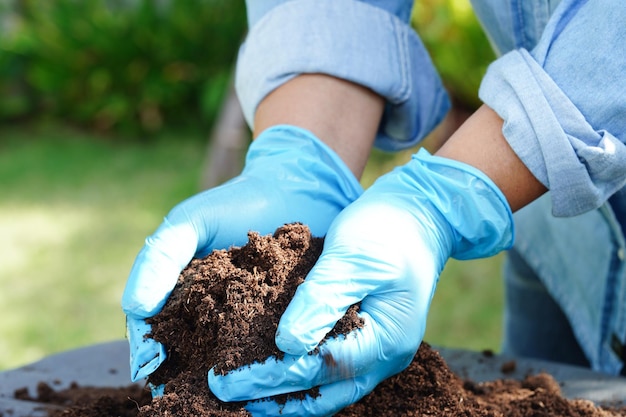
[0, 0, 502, 371]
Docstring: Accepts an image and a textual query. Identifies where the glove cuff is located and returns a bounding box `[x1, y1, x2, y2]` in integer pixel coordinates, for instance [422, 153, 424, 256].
[412, 149, 515, 260]
[243, 125, 364, 236]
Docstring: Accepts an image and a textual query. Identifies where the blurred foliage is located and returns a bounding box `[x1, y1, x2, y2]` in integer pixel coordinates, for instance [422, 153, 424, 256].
[412, 0, 495, 110]
[0, 0, 246, 136]
[0, 0, 495, 137]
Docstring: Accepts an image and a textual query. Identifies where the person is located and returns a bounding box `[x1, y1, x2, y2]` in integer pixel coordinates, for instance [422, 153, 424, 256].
[121, 0, 626, 415]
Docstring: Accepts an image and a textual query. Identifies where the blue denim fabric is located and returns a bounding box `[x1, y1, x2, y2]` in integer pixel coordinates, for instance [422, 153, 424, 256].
[478, 0, 626, 217]
[469, 0, 561, 55]
[510, 195, 626, 374]
[472, 0, 626, 375]
[241, 0, 626, 216]
[502, 247, 590, 368]
[237, 0, 450, 151]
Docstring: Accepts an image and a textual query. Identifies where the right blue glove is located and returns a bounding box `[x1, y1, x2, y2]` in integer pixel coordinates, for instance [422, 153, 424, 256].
[209, 149, 514, 416]
[121, 125, 363, 383]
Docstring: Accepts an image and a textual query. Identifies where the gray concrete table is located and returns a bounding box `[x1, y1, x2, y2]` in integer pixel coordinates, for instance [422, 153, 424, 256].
[1, 340, 625, 416]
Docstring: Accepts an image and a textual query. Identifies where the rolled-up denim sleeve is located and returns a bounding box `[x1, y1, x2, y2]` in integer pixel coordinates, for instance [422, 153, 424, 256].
[236, 0, 450, 151]
[478, 0, 626, 217]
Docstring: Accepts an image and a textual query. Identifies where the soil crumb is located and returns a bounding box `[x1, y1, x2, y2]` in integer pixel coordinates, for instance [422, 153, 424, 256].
[15, 223, 626, 416]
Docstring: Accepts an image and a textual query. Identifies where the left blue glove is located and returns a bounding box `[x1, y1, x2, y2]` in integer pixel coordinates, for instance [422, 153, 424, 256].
[121, 125, 363, 383]
[209, 149, 514, 416]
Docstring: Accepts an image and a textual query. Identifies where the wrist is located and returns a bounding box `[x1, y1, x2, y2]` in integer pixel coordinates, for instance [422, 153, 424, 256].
[410, 149, 514, 260]
[253, 74, 383, 179]
[244, 125, 364, 237]
[436, 105, 547, 212]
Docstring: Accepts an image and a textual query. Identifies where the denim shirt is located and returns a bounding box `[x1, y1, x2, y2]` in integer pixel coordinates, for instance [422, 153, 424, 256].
[237, 0, 626, 374]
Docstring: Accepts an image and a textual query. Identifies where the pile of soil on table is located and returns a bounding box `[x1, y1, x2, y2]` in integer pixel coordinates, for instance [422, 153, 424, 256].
[16, 223, 626, 416]
[13, 381, 151, 417]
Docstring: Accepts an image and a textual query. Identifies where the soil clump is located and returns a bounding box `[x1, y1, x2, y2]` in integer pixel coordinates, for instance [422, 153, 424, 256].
[13, 223, 626, 416]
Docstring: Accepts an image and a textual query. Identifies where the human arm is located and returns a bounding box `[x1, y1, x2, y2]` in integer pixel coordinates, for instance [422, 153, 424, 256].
[256, 75, 548, 212]
[209, 1, 626, 415]
[437, 104, 546, 212]
[207, 85, 538, 417]
[252, 74, 383, 179]
[208, 106, 520, 417]
[474, 0, 626, 216]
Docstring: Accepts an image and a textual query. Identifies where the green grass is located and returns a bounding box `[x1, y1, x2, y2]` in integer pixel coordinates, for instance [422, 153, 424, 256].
[0, 127, 504, 371]
[0, 126, 206, 370]
[426, 255, 504, 351]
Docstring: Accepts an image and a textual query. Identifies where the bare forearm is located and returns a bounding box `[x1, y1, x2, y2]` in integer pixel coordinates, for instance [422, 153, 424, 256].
[253, 74, 385, 179]
[436, 104, 547, 212]
[253, 75, 545, 212]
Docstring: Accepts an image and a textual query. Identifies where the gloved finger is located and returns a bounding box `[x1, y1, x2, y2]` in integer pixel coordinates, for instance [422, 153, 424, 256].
[209, 317, 373, 401]
[121, 216, 198, 319]
[243, 376, 378, 417]
[126, 317, 167, 382]
[121, 181, 276, 320]
[209, 312, 413, 402]
[209, 354, 318, 401]
[121, 215, 200, 382]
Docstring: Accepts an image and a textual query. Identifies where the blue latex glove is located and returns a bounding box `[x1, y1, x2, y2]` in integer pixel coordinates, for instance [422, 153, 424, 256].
[209, 149, 514, 416]
[121, 125, 363, 383]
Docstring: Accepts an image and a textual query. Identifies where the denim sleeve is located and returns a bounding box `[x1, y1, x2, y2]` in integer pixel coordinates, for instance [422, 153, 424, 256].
[469, 0, 562, 56]
[478, 0, 626, 217]
[236, 0, 450, 151]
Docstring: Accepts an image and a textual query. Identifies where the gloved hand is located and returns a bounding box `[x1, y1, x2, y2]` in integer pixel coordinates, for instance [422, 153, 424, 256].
[209, 149, 514, 416]
[121, 125, 363, 383]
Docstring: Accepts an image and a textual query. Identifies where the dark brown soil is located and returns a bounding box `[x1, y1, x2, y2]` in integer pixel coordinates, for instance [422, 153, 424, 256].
[14, 381, 151, 416]
[15, 223, 626, 416]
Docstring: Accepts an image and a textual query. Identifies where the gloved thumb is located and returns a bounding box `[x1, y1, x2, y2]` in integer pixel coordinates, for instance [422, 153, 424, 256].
[122, 217, 198, 319]
[122, 216, 199, 382]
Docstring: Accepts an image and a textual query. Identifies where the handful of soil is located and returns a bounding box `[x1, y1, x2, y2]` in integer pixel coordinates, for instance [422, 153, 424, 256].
[137, 222, 626, 417]
[141, 222, 362, 416]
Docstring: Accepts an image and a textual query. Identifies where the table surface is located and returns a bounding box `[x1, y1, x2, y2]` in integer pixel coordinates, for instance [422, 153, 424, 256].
[1, 340, 625, 416]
